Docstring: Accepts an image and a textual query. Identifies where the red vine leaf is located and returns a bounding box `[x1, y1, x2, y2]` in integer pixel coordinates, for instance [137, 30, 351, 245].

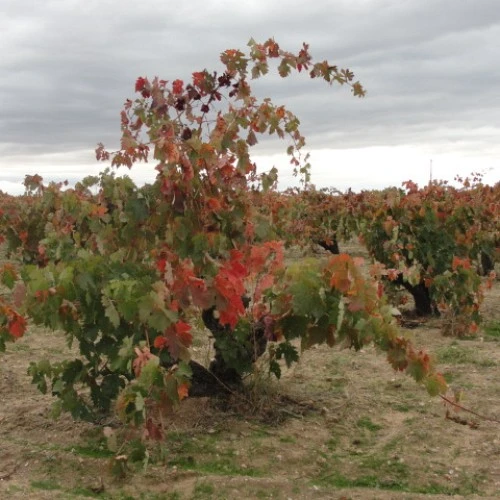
[8, 314, 27, 339]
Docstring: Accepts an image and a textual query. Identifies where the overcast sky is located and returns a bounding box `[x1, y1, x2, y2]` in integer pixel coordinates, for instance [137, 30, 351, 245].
[1, 0, 499, 194]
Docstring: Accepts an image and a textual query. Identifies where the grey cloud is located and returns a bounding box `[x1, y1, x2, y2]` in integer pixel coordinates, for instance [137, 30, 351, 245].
[1, 0, 499, 189]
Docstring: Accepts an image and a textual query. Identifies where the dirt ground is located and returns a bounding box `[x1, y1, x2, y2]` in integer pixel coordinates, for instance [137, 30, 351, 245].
[1, 270, 499, 499]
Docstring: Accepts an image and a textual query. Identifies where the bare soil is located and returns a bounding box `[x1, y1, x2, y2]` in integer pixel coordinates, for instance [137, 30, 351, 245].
[1, 273, 499, 499]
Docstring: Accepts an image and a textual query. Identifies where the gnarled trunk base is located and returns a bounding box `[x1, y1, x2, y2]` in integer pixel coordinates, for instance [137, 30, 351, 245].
[183, 305, 267, 398]
[316, 238, 340, 255]
[393, 274, 437, 317]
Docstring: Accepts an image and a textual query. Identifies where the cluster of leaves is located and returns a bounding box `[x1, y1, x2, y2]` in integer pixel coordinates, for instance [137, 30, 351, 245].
[253, 177, 499, 335]
[0, 263, 27, 351]
[432, 257, 483, 336]
[0, 177, 49, 265]
[253, 186, 351, 253]
[266, 254, 446, 395]
[332, 180, 497, 334]
[0, 39, 446, 442]
[0, 190, 30, 348]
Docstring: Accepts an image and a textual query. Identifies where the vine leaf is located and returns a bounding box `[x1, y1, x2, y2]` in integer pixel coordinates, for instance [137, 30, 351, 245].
[8, 314, 27, 338]
[102, 296, 120, 327]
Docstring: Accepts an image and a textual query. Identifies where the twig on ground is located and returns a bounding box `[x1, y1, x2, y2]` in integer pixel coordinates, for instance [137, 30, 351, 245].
[440, 395, 500, 424]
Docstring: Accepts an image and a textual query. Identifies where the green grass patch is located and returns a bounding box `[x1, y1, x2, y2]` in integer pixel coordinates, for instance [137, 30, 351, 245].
[68, 444, 115, 459]
[484, 320, 500, 340]
[249, 426, 273, 438]
[314, 471, 404, 490]
[311, 441, 482, 496]
[162, 430, 263, 477]
[104, 491, 181, 500]
[168, 455, 262, 477]
[165, 431, 222, 455]
[392, 403, 410, 412]
[5, 485, 24, 494]
[193, 481, 216, 497]
[313, 470, 478, 495]
[31, 479, 61, 491]
[436, 345, 496, 367]
[437, 345, 476, 364]
[360, 455, 409, 476]
[10, 342, 30, 352]
[326, 436, 339, 450]
[68, 486, 103, 498]
[255, 488, 281, 498]
[356, 417, 382, 432]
